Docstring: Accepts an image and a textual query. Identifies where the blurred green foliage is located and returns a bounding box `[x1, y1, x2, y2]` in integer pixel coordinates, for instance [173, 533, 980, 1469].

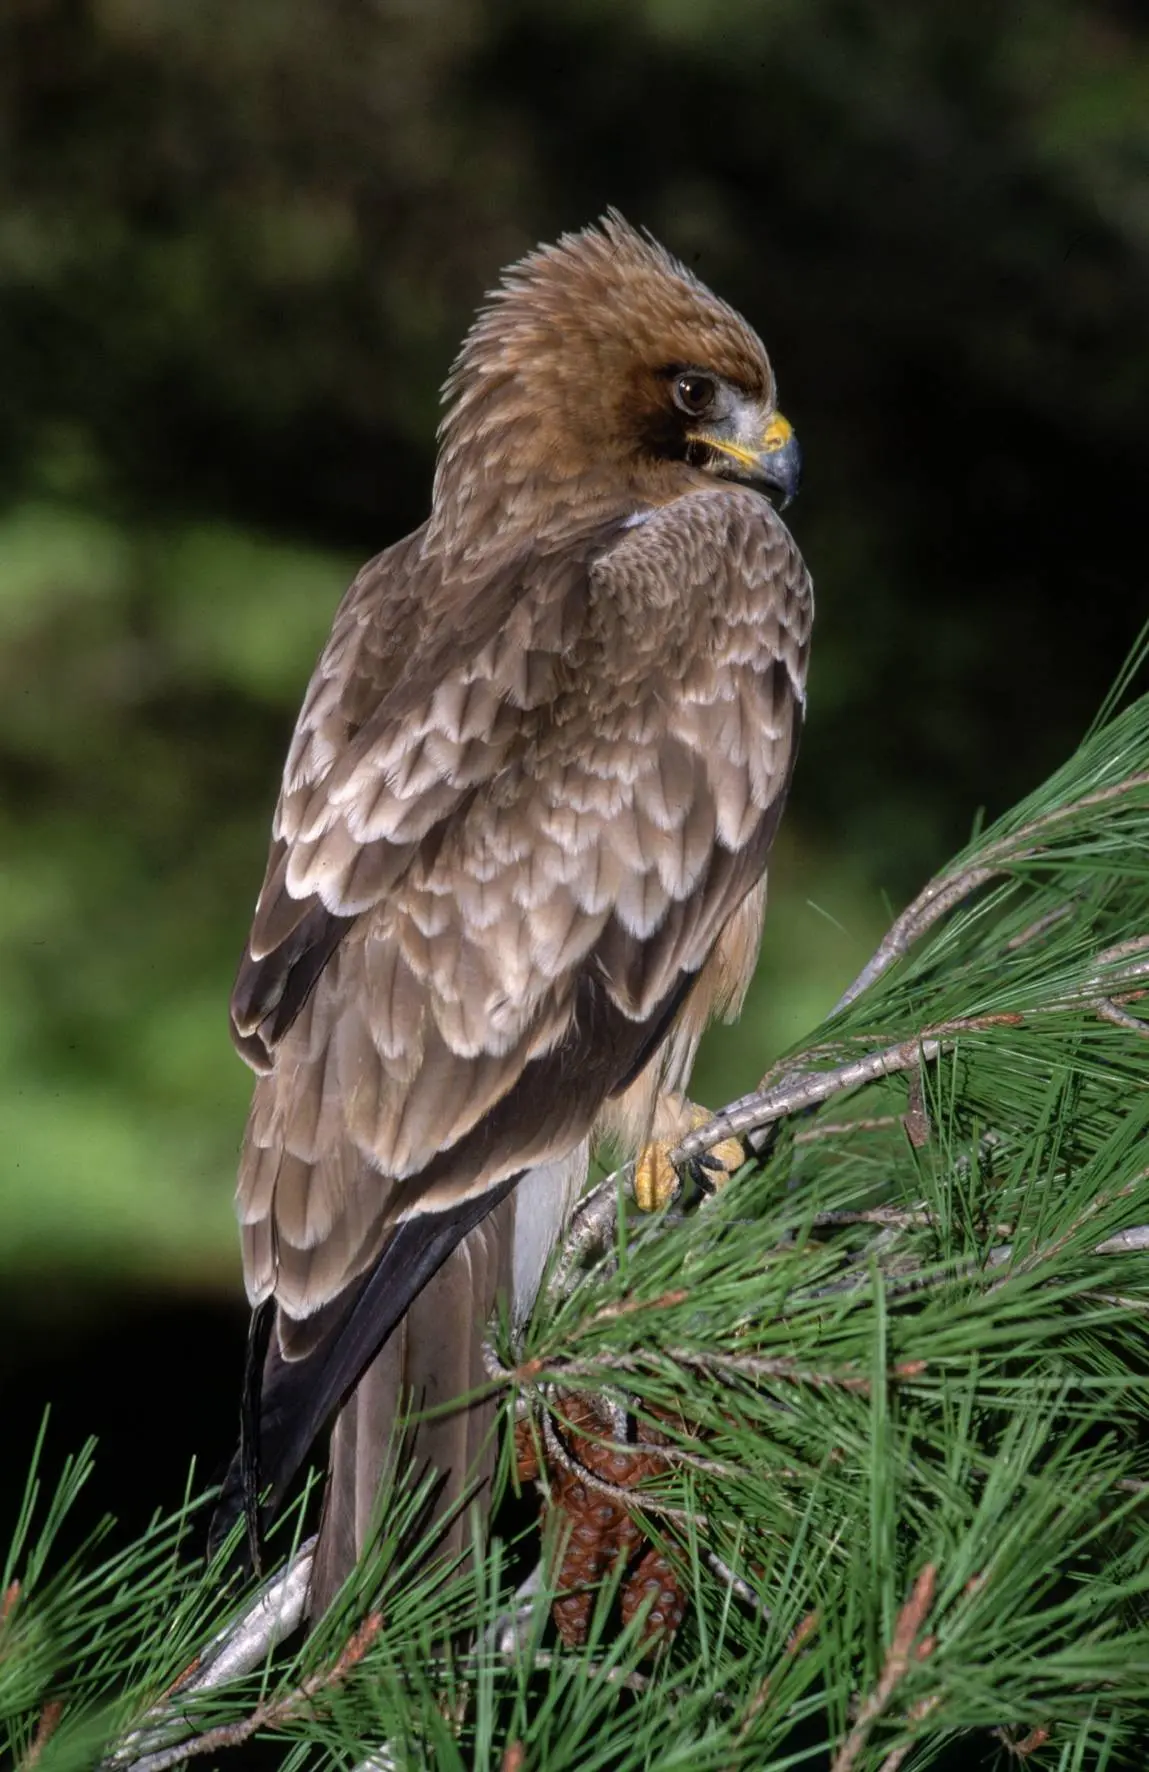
[0, 0, 1146, 1296]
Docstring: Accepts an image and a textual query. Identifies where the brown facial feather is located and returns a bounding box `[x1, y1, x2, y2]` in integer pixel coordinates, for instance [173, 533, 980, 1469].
[220, 214, 813, 1593]
[432, 212, 775, 550]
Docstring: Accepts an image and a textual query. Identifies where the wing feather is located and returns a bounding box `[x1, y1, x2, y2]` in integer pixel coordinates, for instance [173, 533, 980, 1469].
[232, 487, 812, 1328]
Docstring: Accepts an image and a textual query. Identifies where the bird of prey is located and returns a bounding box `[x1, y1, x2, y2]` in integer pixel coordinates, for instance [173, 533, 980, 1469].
[220, 213, 813, 1613]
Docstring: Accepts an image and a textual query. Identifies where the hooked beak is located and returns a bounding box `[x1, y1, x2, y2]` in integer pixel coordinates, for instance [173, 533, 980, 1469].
[751, 412, 802, 509]
[690, 410, 803, 510]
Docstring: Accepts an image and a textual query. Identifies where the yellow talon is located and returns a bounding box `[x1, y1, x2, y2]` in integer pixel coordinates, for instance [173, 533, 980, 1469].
[706, 1135, 748, 1184]
[634, 1139, 681, 1211]
[633, 1106, 747, 1212]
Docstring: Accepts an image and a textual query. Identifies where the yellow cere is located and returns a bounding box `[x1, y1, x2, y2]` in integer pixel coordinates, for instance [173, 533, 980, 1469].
[760, 412, 793, 453]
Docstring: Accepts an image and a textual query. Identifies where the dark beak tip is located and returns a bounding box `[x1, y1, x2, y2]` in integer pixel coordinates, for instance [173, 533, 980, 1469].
[759, 434, 802, 508]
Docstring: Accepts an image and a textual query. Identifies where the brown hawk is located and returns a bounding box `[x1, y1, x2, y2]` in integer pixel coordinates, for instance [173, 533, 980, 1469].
[216, 214, 812, 1612]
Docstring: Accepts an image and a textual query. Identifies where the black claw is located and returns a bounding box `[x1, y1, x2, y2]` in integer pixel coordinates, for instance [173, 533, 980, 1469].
[684, 1155, 720, 1200]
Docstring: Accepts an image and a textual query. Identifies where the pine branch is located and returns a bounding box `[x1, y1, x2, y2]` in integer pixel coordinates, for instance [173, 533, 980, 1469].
[103, 1539, 316, 1772]
[828, 768, 1149, 1013]
[829, 1564, 937, 1772]
[121, 1609, 382, 1772]
[8, 664, 1149, 1771]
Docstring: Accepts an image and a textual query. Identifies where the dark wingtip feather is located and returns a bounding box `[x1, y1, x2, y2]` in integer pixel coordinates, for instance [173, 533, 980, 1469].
[209, 1176, 518, 1564]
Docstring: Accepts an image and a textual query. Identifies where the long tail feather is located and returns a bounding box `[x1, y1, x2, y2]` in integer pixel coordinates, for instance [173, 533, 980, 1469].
[209, 1174, 516, 1565]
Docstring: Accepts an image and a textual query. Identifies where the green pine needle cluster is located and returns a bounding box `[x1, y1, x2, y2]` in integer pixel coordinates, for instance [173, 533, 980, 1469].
[5, 649, 1149, 1771]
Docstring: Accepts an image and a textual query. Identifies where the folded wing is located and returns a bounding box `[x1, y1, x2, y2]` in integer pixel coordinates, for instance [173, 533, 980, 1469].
[226, 487, 812, 1520]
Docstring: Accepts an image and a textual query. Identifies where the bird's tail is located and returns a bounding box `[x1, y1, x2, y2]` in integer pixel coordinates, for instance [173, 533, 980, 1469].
[308, 1201, 512, 1615]
[210, 1186, 516, 1594]
[211, 1149, 586, 1616]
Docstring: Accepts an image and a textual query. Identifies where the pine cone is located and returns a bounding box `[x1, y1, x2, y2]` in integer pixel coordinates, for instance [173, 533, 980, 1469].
[545, 1392, 673, 1649]
[621, 1543, 687, 1644]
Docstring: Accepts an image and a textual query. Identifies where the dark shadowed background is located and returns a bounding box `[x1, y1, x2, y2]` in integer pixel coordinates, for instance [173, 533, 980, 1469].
[1, 0, 1146, 1551]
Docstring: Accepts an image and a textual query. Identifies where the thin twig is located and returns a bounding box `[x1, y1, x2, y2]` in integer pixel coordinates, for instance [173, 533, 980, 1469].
[794, 1116, 902, 1145]
[1004, 904, 1075, 951]
[20, 1701, 63, 1770]
[989, 1183, 1137, 1290]
[1095, 997, 1149, 1036]
[544, 1348, 925, 1397]
[591, 1289, 690, 1323]
[737, 1610, 819, 1744]
[671, 1015, 1024, 1169]
[994, 1723, 1052, 1759]
[801, 1201, 1149, 1309]
[122, 1610, 382, 1772]
[831, 866, 999, 1015]
[830, 769, 1149, 1014]
[876, 1695, 942, 1771]
[1093, 1223, 1149, 1254]
[506, 1648, 650, 1692]
[829, 1565, 936, 1772]
[1093, 933, 1149, 969]
[540, 1409, 705, 1529]
[106, 1541, 315, 1770]
[627, 1440, 740, 1479]
[808, 1206, 934, 1231]
[706, 1550, 770, 1616]
[802, 1246, 1014, 1302]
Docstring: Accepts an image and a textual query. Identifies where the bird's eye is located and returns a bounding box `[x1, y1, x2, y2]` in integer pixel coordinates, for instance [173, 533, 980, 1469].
[673, 373, 717, 418]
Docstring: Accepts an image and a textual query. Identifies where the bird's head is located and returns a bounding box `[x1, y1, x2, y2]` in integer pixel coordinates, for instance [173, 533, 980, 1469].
[433, 212, 800, 546]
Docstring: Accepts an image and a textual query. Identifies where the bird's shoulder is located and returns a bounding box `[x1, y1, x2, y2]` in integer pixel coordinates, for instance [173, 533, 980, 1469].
[589, 485, 812, 670]
[283, 488, 809, 831]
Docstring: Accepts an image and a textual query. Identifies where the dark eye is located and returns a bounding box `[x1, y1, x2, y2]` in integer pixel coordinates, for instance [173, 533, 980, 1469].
[673, 373, 717, 418]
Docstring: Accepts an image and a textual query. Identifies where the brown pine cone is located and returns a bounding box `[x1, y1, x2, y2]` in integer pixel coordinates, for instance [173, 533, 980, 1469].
[620, 1543, 687, 1644]
[551, 1477, 640, 1647]
[545, 1392, 673, 1649]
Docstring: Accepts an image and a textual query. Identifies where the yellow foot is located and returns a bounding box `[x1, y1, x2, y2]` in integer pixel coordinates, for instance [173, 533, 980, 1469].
[633, 1105, 746, 1211]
